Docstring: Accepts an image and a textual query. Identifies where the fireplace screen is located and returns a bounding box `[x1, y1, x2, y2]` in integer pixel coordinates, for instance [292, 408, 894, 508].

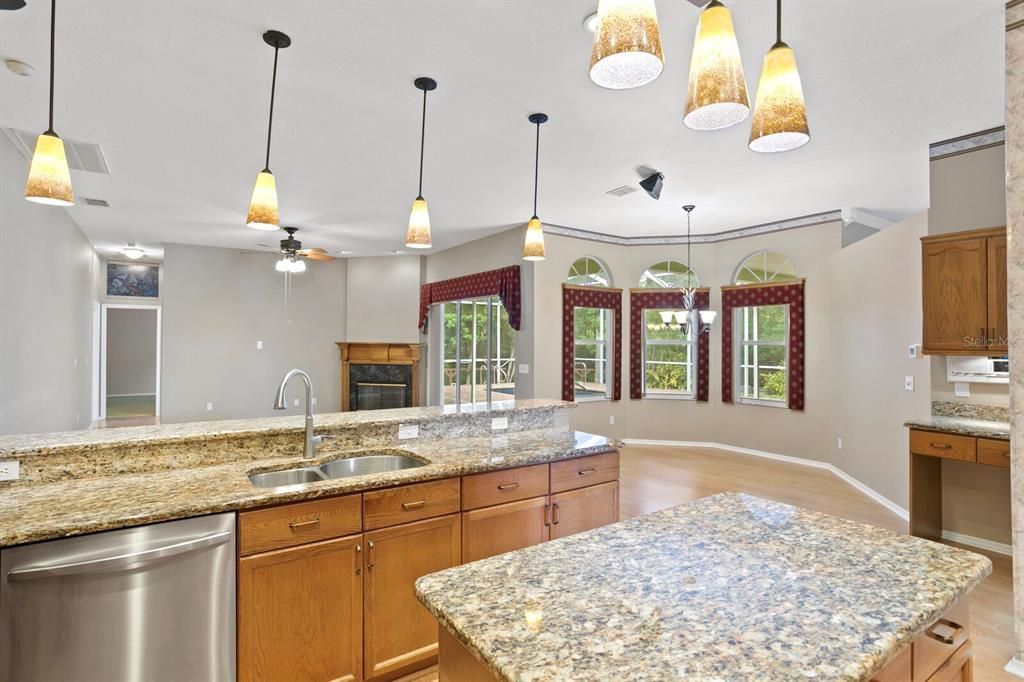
[356, 382, 407, 411]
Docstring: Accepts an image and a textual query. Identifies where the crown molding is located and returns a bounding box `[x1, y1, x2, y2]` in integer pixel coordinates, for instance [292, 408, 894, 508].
[544, 210, 842, 247]
[929, 127, 1005, 160]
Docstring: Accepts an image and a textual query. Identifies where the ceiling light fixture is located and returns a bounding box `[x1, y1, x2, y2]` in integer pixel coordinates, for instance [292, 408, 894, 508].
[24, 0, 72, 206]
[749, 0, 809, 153]
[583, 12, 598, 32]
[684, 1, 749, 131]
[679, 205, 716, 335]
[523, 113, 549, 262]
[405, 77, 437, 249]
[121, 244, 145, 260]
[246, 30, 290, 230]
[589, 0, 664, 90]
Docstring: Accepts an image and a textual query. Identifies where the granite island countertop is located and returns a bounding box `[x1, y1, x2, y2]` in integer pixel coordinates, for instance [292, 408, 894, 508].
[415, 493, 992, 682]
[904, 415, 1010, 440]
[0, 428, 617, 547]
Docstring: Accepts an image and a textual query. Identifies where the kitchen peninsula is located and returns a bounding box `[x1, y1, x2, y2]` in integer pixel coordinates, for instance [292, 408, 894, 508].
[417, 493, 991, 682]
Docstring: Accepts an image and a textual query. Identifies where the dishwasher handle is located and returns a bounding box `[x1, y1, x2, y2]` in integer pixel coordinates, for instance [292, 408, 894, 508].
[7, 530, 232, 582]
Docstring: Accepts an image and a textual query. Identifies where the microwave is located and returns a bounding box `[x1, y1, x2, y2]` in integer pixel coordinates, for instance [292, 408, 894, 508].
[946, 355, 1010, 384]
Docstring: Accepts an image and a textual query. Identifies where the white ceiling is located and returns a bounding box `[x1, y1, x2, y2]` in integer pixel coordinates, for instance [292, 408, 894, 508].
[0, 0, 1006, 257]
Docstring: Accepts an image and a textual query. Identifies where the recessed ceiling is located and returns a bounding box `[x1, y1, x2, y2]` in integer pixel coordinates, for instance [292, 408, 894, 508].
[0, 0, 1005, 257]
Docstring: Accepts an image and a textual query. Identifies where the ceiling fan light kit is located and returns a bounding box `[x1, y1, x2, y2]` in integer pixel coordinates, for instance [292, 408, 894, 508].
[589, 0, 664, 90]
[405, 76, 437, 249]
[684, 0, 750, 131]
[25, 0, 74, 206]
[246, 30, 290, 231]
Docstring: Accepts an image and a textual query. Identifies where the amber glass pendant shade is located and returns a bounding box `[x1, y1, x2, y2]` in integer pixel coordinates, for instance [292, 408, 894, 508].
[523, 216, 545, 261]
[589, 0, 664, 90]
[748, 42, 809, 153]
[684, 1, 749, 131]
[25, 132, 73, 206]
[246, 170, 280, 230]
[405, 196, 432, 248]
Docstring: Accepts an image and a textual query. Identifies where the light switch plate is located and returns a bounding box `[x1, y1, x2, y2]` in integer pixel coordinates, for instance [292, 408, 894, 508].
[954, 381, 971, 398]
[904, 376, 915, 391]
[491, 416, 509, 431]
[908, 344, 920, 358]
[398, 424, 419, 440]
[518, 363, 530, 375]
[206, 402, 214, 411]
[0, 461, 20, 481]
[256, 340, 263, 350]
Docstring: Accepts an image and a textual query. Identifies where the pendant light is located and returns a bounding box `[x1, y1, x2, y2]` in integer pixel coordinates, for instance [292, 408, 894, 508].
[24, 0, 73, 206]
[405, 77, 437, 249]
[523, 113, 548, 261]
[684, 1, 749, 131]
[246, 30, 290, 230]
[589, 0, 664, 90]
[680, 205, 716, 334]
[748, 0, 810, 153]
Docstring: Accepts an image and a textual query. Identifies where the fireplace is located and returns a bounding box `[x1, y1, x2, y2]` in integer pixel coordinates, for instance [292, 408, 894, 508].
[336, 342, 420, 411]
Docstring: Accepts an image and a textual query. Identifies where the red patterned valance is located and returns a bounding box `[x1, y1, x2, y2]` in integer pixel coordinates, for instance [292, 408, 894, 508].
[418, 265, 521, 331]
[562, 284, 622, 402]
[629, 288, 710, 401]
[720, 280, 805, 410]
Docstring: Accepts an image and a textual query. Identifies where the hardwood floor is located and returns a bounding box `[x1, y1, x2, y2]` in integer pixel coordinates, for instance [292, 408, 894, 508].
[412, 444, 1017, 681]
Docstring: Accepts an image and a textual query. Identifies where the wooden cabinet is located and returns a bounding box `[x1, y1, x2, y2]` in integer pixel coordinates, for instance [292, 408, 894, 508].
[921, 227, 1007, 356]
[239, 493, 362, 556]
[872, 644, 911, 682]
[909, 430, 977, 463]
[977, 437, 1011, 468]
[363, 478, 460, 531]
[462, 463, 550, 510]
[363, 514, 460, 680]
[926, 642, 973, 682]
[461, 496, 551, 563]
[550, 481, 619, 540]
[550, 452, 619, 493]
[238, 534, 363, 682]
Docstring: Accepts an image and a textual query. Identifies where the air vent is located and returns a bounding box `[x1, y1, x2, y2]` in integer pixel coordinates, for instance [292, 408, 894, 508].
[82, 197, 110, 207]
[606, 185, 638, 197]
[1, 127, 110, 174]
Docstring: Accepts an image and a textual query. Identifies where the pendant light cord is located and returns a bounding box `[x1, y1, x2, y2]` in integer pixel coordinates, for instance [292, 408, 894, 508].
[532, 121, 540, 217]
[776, 0, 782, 44]
[264, 45, 280, 172]
[417, 87, 427, 198]
[686, 211, 692, 278]
[46, 0, 56, 134]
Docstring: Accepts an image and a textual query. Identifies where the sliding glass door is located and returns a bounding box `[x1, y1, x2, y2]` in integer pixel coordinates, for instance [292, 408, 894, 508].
[438, 296, 515, 407]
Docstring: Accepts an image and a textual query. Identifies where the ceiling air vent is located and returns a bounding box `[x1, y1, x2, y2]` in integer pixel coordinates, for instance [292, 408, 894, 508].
[1, 127, 110, 174]
[82, 197, 110, 207]
[606, 185, 638, 197]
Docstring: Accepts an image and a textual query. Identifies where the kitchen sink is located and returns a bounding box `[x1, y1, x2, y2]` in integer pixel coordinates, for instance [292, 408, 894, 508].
[248, 451, 426, 489]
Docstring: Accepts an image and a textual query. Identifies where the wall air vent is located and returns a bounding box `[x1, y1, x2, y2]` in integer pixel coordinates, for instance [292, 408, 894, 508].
[82, 197, 110, 207]
[606, 185, 638, 197]
[1, 127, 110, 174]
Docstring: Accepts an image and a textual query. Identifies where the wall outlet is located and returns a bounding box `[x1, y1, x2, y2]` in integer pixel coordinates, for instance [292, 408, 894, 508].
[311, 398, 317, 406]
[517, 363, 530, 375]
[837, 437, 843, 450]
[904, 376, 915, 391]
[0, 461, 20, 481]
[206, 402, 214, 411]
[398, 424, 419, 440]
[491, 416, 508, 431]
[609, 415, 615, 425]
[293, 398, 300, 407]
[256, 340, 263, 350]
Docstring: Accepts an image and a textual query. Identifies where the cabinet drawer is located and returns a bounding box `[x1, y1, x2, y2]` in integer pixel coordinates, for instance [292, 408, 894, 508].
[913, 598, 970, 682]
[909, 430, 977, 462]
[925, 640, 972, 682]
[550, 451, 619, 493]
[462, 463, 549, 511]
[363, 477, 461, 530]
[239, 494, 362, 556]
[977, 438, 1010, 468]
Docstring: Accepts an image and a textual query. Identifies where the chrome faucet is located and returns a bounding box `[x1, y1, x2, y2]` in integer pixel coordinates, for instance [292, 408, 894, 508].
[274, 368, 322, 459]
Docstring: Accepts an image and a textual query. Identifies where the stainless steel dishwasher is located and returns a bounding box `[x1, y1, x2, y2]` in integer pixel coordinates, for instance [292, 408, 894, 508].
[1, 513, 235, 682]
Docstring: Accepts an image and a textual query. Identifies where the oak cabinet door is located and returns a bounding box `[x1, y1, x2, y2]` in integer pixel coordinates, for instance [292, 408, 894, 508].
[550, 482, 620, 540]
[922, 238, 988, 353]
[363, 514, 461, 680]
[461, 496, 550, 563]
[986, 235, 1008, 353]
[239, 535, 363, 682]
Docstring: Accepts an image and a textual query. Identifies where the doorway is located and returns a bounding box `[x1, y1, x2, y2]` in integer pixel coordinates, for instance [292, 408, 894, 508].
[98, 304, 161, 427]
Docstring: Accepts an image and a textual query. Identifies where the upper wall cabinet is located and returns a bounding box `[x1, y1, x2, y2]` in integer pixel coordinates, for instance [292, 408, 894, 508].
[922, 226, 1007, 356]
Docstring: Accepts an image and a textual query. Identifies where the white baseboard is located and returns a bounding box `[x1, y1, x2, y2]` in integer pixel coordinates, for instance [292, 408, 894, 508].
[1005, 658, 1024, 679]
[941, 530, 1013, 557]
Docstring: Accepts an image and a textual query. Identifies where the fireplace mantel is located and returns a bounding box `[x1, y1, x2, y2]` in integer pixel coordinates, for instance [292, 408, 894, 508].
[336, 342, 421, 411]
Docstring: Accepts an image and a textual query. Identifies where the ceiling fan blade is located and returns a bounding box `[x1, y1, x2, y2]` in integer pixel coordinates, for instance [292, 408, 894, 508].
[303, 252, 336, 262]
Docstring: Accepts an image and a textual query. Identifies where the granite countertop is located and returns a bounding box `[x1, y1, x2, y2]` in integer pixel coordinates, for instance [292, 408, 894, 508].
[416, 493, 992, 682]
[0, 428, 617, 548]
[904, 415, 1010, 440]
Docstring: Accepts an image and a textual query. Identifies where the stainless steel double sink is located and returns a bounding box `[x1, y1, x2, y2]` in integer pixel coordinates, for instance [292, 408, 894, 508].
[248, 451, 426, 489]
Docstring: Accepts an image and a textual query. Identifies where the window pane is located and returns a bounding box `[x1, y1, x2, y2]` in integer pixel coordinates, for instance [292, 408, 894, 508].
[756, 305, 787, 341]
[566, 257, 610, 287]
[757, 368, 787, 401]
[645, 343, 690, 394]
[458, 301, 475, 405]
[574, 308, 610, 399]
[441, 303, 458, 405]
[489, 299, 515, 401]
[757, 344, 786, 368]
[639, 260, 698, 289]
[645, 309, 683, 340]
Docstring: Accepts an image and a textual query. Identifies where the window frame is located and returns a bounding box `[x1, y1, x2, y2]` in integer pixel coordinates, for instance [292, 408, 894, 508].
[734, 304, 790, 407]
[639, 260, 699, 290]
[733, 250, 798, 286]
[566, 256, 613, 288]
[573, 306, 614, 402]
[642, 309, 696, 400]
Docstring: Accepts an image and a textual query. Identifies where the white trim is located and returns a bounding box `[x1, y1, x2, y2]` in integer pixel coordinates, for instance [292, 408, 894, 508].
[1004, 658, 1024, 679]
[941, 530, 1013, 557]
[90, 301, 101, 423]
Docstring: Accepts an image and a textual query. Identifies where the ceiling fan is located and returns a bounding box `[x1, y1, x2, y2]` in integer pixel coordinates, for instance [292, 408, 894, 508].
[265, 227, 336, 273]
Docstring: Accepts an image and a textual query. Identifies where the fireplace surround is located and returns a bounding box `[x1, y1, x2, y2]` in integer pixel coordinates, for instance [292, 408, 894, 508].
[336, 342, 420, 411]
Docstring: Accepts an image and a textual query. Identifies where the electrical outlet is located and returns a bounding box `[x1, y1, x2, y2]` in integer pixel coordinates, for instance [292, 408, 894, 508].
[293, 398, 299, 407]
[256, 340, 263, 350]
[904, 376, 915, 391]
[609, 415, 615, 425]
[837, 437, 843, 450]
[206, 402, 214, 411]
[518, 363, 530, 375]
[0, 461, 20, 481]
[311, 398, 317, 406]
[491, 416, 508, 431]
[908, 344, 920, 358]
[398, 424, 419, 440]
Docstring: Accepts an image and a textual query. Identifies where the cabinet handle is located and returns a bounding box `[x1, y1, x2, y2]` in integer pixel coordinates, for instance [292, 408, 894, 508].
[355, 544, 362, 575]
[577, 468, 597, 476]
[401, 499, 427, 510]
[552, 503, 560, 525]
[926, 619, 963, 645]
[544, 503, 551, 527]
[288, 517, 321, 530]
[367, 540, 374, 571]
[929, 443, 953, 450]
[497, 482, 520, 491]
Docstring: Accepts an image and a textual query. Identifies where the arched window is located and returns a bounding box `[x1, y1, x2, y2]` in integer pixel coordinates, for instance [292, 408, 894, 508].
[566, 257, 612, 287]
[639, 260, 698, 289]
[734, 250, 798, 285]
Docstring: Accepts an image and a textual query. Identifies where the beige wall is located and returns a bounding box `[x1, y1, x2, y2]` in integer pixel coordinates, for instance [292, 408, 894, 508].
[161, 244, 347, 423]
[0, 134, 98, 435]
[106, 308, 158, 396]
[345, 256, 422, 344]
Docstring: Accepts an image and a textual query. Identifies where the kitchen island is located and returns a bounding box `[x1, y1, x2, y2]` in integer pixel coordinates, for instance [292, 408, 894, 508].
[416, 492, 992, 682]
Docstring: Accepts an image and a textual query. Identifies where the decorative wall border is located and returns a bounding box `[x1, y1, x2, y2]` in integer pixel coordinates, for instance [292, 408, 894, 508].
[929, 126, 1006, 160]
